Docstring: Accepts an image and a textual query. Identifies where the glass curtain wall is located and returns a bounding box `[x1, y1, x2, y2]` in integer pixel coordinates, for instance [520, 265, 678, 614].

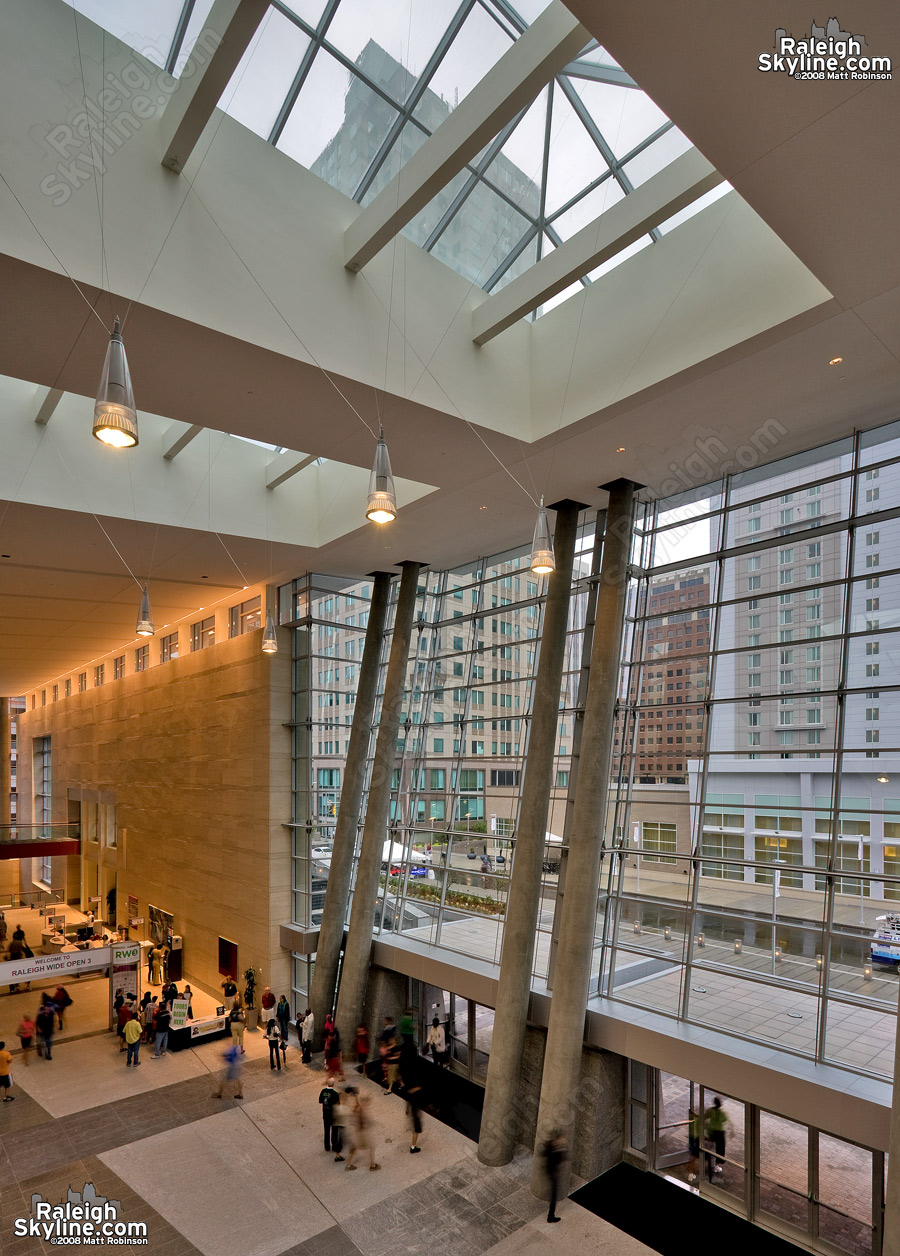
[604, 422, 900, 1080]
[283, 417, 900, 1083]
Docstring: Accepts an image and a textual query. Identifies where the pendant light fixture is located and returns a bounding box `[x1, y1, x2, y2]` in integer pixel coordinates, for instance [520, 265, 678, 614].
[530, 496, 555, 575]
[135, 584, 155, 637]
[366, 428, 397, 524]
[93, 316, 138, 448]
[261, 609, 278, 654]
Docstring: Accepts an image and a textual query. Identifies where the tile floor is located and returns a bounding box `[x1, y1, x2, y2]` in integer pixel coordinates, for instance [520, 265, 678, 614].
[0, 1025, 654, 1256]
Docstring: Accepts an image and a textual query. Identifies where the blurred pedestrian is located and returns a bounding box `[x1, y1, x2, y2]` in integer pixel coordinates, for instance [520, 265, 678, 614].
[541, 1130, 567, 1223]
[16, 1014, 35, 1067]
[344, 1089, 379, 1172]
[703, 1096, 731, 1180]
[213, 1043, 243, 1100]
[35, 1002, 55, 1060]
[406, 1079, 424, 1154]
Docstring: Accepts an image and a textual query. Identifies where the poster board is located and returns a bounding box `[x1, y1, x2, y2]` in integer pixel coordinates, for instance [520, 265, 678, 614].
[170, 997, 190, 1029]
[108, 941, 141, 1026]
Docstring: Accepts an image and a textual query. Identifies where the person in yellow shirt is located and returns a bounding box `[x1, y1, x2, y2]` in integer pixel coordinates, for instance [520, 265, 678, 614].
[123, 1012, 143, 1067]
[0, 1041, 14, 1101]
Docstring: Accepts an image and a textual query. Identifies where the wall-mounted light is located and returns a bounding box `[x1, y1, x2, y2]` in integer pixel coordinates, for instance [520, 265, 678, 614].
[664, 926, 672, 941]
[733, 939, 742, 954]
[774, 947, 782, 961]
[863, 964, 872, 981]
[696, 933, 705, 948]
[815, 954, 824, 970]
[633, 920, 641, 935]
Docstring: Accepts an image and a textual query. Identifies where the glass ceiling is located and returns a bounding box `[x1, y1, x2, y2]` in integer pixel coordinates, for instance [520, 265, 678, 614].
[68, 0, 730, 317]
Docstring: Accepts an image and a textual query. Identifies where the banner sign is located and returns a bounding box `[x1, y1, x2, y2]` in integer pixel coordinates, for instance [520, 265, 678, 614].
[39, 905, 56, 917]
[89, 896, 102, 903]
[50, 915, 66, 930]
[190, 1015, 226, 1039]
[170, 997, 190, 1029]
[109, 941, 140, 1017]
[0, 947, 111, 985]
[129, 917, 144, 926]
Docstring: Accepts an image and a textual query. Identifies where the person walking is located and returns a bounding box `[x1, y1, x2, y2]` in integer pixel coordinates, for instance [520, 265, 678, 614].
[324, 1020, 343, 1080]
[265, 1018, 283, 1070]
[36, 1003, 55, 1060]
[406, 1079, 424, 1154]
[124, 1011, 142, 1067]
[426, 1017, 445, 1066]
[354, 1024, 370, 1075]
[152, 1001, 171, 1057]
[16, 1014, 35, 1067]
[53, 986, 72, 1031]
[0, 1041, 14, 1101]
[318, 1077, 342, 1156]
[221, 975, 237, 1011]
[343, 1089, 379, 1172]
[301, 1008, 314, 1064]
[541, 1131, 567, 1223]
[383, 1034, 401, 1094]
[213, 1042, 244, 1100]
[276, 995, 291, 1043]
[704, 1096, 732, 1179]
[229, 1002, 246, 1053]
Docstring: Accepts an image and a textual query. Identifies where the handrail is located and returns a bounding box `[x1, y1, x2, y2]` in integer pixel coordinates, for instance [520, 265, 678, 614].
[0, 823, 81, 842]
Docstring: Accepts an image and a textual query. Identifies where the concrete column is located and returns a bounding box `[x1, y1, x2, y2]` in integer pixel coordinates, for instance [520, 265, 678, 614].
[478, 500, 581, 1166]
[308, 571, 392, 1045]
[0, 699, 10, 827]
[529, 478, 637, 1199]
[885, 984, 900, 1255]
[335, 561, 421, 1041]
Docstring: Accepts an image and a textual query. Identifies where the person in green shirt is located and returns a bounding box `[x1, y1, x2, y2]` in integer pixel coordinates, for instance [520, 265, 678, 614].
[123, 1012, 142, 1067]
[704, 1096, 732, 1178]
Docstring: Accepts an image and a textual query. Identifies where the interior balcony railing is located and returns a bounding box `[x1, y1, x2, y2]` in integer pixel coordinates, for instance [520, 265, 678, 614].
[0, 823, 81, 860]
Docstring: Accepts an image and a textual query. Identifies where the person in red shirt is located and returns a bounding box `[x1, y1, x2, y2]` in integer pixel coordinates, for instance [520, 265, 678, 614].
[260, 986, 276, 1018]
[117, 998, 134, 1051]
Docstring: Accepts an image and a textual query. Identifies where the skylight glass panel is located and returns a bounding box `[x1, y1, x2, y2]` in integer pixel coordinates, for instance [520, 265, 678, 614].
[543, 88, 611, 216]
[172, 0, 216, 76]
[401, 169, 472, 249]
[224, 10, 310, 139]
[566, 79, 669, 161]
[548, 178, 624, 242]
[280, 53, 402, 198]
[63, 0, 186, 68]
[325, 0, 448, 101]
[415, 4, 514, 122]
[280, 0, 331, 27]
[428, 188, 532, 288]
[622, 126, 693, 187]
[361, 122, 430, 207]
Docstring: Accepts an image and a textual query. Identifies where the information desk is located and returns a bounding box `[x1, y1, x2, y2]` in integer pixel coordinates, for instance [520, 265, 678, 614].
[168, 1012, 230, 1052]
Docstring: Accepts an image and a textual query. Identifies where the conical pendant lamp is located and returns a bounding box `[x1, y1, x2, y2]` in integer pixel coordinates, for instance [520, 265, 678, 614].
[261, 609, 278, 654]
[530, 497, 555, 575]
[366, 429, 397, 524]
[93, 316, 138, 447]
[135, 584, 155, 637]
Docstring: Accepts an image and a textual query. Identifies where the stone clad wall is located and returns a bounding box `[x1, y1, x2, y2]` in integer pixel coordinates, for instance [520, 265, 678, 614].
[16, 629, 292, 1001]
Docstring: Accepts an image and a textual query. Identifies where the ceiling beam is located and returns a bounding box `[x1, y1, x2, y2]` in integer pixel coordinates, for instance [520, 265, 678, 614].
[33, 387, 63, 426]
[160, 0, 268, 175]
[560, 59, 637, 88]
[266, 450, 316, 489]
[343, 0, 589, 273]
[471, 148, 724, 345]
[162, 421, 203, 459]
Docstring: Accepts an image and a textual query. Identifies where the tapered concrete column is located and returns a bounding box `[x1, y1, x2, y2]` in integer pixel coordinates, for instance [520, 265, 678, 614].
[335, 561, 421, 1041]
[530, 479, 637, 1199]
[478, 500, 581, 1166]
[884, 984, 900, 1255]
[309, 571, 392, 1047]
[0, 699, 11, 826]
